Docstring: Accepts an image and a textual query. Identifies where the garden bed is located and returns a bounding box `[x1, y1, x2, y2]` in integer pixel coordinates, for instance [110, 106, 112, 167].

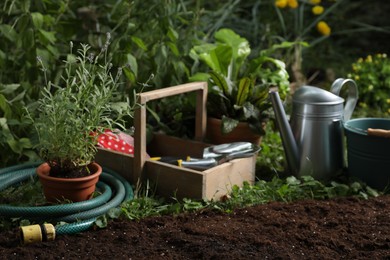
[1, 195, 389, 259]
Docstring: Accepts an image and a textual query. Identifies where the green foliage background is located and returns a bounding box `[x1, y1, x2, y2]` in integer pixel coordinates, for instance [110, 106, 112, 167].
[1, 0, 389, 167]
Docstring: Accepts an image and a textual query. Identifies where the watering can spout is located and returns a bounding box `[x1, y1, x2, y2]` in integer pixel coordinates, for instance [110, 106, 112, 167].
[269, 91, 300, 175]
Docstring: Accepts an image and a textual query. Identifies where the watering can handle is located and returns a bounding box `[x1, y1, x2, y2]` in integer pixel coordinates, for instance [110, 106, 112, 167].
[330, 78, 358, 121]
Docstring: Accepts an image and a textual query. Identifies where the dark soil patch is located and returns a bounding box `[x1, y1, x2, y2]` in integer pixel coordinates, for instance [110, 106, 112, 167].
[1, 195, 389, 259]
[48, 162, 92, 178]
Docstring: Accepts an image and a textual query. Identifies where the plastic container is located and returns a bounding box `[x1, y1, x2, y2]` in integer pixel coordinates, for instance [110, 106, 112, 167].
[344, 118, 390, 190]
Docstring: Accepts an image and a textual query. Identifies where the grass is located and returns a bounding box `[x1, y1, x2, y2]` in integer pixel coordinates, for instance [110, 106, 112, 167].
[0, 156, 382, 231]
[0, 109, 387, 230]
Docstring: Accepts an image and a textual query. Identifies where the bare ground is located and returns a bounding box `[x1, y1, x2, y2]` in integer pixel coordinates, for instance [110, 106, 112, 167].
[1, 195, 389, 259]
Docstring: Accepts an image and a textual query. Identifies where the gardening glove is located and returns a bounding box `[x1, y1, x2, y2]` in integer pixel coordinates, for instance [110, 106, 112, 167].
[97, 129, 135, 155]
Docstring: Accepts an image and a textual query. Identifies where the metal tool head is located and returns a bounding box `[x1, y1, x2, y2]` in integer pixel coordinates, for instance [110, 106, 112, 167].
[203, 142, 261, 159]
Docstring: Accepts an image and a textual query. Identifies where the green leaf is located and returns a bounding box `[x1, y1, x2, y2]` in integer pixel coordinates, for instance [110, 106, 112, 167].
[22, 150, 39, 161]
[166, 42, 179, 57]
[21, 0, 31, 13]
[0, 49, 5, 66]
[131, 36, 147, 51]
[0, 117, 8, 130]
[22, 28, 35, 50]
[111, 102, 130, 115]
[0, 84, 21, 95]
[253, 85, 269, 107]
[167, 27, 178, 42]
[0, 94, 12, 118]
[286, 176, 301, 185]
[365, 186, 379, 197]
[236, 77, 252, 106]
[46, 44, 60, 57]
[31, 12, 44, 29]
[18, 138, 33, 149]
[0, 25, 17, 42]
[8, 90, 26, 103]
[123, 67, 136, 84]
[221, 116, 239, 134]
[7, 139, 21, 153]
[38, 29, 56, 45]
[209, 71, 231, 97]
[241, 102, 258, 119]
[107, 207, 122, 219]
[199, 45, 232, 76]
[214, 28, 250, 79]
[95, 215, 108, 228]
[159, 45, 167, 59]
[189, 72, 210, 82]
[214, 29, 250, 59]
[126, 53, 138, 76]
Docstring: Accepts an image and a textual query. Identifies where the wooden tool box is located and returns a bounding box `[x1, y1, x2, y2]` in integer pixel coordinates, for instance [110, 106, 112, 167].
[95, 82, 256, 200]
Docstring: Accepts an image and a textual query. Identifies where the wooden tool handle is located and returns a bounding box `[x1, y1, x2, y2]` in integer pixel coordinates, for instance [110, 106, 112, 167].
[133, 82, 208, 181]
[367, 128, 390, 138]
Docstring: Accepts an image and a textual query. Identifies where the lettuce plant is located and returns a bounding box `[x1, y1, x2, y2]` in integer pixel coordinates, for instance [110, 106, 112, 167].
[190, 28, 290, 135]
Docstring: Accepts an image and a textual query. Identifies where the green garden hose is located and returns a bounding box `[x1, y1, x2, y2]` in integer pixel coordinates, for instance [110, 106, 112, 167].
[0, 162, 133, 238]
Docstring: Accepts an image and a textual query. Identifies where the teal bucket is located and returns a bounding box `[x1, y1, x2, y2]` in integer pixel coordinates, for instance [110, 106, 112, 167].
[344, 118, 390, 190]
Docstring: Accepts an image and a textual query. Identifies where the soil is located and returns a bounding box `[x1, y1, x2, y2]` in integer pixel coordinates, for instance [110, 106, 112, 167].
[1, 195, 389, 259]
[48, 162, 94, 178]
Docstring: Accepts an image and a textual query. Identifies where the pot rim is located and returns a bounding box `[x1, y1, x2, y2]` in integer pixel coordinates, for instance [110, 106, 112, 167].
[36, 162, 102, 182]
[344, 118, 390, 136]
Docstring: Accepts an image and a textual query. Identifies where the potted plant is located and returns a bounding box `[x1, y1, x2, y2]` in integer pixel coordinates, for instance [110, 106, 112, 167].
[190, 28, 291, 144]
[27, 35, 134, 202]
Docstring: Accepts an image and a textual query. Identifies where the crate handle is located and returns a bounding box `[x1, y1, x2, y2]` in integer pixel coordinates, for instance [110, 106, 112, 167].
[133, 82, 208, 181]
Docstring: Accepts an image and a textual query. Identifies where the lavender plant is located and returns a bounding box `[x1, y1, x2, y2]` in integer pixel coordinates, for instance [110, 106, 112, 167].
[28, 34, 135, 175]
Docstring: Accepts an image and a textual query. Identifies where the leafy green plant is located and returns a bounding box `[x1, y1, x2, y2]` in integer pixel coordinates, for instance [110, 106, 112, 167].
[0, 83, 37, 167]
[0, 0, 71, 167]
[120, 197, 169, 221]
[0, 175, 45, 206]
[71, 1, 210, 139]
[217, 176, 380, 212]
[0, 0, 206, 164]
[26, 36, 135, 175]
[347, 53, 390, 116]
[256, 122, 286, 178]
[0, 168, 383, 231]
[190, 28, 290, 135]
[119, 175, 381, 219]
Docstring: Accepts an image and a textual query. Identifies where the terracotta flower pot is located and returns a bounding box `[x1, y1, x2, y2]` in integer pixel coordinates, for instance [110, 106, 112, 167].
[206, 117, 263, 145]
[36, 162, 102, 203]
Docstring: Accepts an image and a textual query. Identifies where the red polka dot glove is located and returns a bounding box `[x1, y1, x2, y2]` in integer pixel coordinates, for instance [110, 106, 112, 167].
[97, 129, 134, 155]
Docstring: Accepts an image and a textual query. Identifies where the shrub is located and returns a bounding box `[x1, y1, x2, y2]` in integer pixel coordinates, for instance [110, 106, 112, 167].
[27, 39, 134, 173]
[348, 53, 390, 115]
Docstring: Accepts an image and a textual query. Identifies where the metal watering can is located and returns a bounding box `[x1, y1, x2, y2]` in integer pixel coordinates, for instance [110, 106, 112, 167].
[270, 78, 358, 180]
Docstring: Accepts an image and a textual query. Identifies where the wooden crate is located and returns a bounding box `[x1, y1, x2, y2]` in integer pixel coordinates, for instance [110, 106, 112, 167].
[95, 82, 256, 200]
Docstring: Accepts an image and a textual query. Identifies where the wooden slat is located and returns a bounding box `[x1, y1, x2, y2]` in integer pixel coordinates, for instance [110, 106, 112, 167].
[203, 156, 256, 199]
[195, 84, 208, 141]
[95, 148, 135, 182]
[95, 81, 256, 201]
[147, 133, 209, 158]
[134, 104, 146, 182]
[138, 82, 207, 103]
[134, 82, 207, 182]
[145, 160, 204, 199]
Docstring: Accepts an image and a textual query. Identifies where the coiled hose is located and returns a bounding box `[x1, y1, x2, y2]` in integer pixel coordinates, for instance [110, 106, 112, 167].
[0, 162, 133, 236]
